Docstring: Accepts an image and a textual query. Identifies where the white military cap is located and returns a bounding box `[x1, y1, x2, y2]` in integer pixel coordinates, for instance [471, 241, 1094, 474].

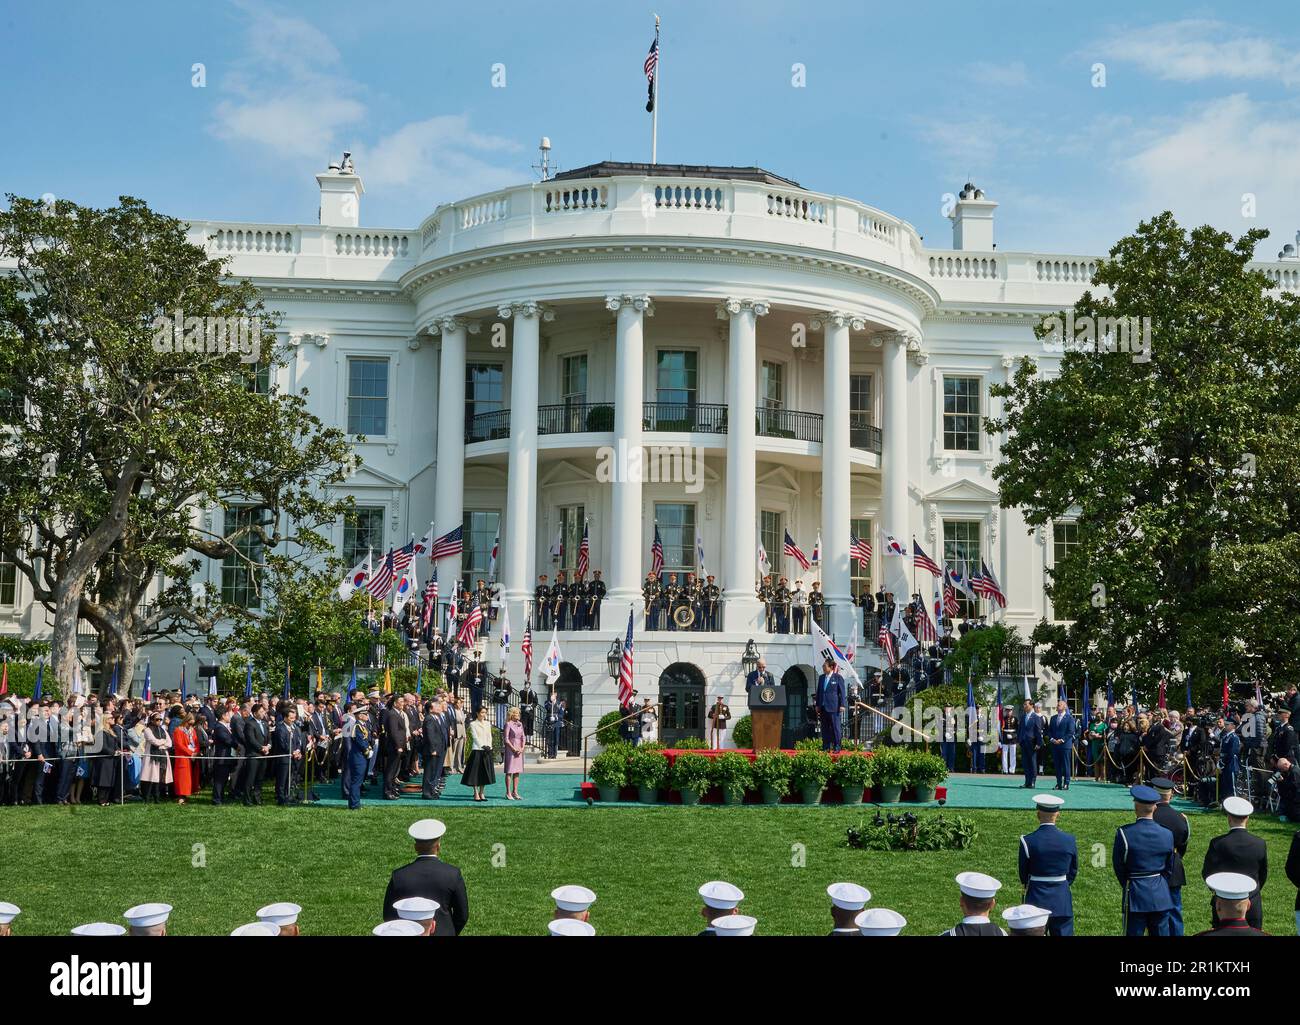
[711, 914, 757, 936]
[826, 882, 872, 911]
[392, 897, 440, 921]
[123, 903, 172, 928]
[551, 885, 597, 913]
[1032, 794, 1064, 810]
[231, 922, 280, 936]
[1205, 873, 1256, 901]
[548, 918, 596, 936]
[256, 902, 301, 926]
[698, 880, 744, 910]
[408, 819, 447, 841]
[72, 922, 127, 936]
[855, 908, 906, 936]
[955, 872, 1002, 899]
[0, 902, 19, 925]
[1002, 905, 1051, 931]
[1222, 796, 1254, 817]
[372, 919, 425, 936]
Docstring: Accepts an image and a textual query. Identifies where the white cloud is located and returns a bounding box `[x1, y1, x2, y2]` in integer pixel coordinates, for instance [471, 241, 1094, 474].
[963, 61, 1030, 88]
[1098, 19, 1300, 87]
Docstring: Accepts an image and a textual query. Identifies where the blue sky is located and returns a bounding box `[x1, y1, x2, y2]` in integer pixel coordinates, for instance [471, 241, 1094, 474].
[5, 0, 1300, 256]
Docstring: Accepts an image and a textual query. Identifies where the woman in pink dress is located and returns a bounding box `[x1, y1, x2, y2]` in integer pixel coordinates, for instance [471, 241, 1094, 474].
[502, 707, 526, 800]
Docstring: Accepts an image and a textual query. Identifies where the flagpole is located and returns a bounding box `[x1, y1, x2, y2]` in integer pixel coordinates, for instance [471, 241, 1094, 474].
[651, 14, 660, 163]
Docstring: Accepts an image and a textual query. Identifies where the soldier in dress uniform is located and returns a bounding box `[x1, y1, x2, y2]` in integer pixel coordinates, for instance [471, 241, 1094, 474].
[791, 579, 808, 634]
[773, 577, 792, 634]
[663, 572, 682, 632]
[758, 575, 775, 632]
[697, 881, 744, 935]
[1018, 793, 1078, 935]
[588, 570, 606, 630]
[643, 572, 662, 630]
[1150, 777, 1191, 935]
[707, 694, 731, 749]
[683, 572, 700, 631]
[570, 576, 588, 631]
[346, 704, 374, 809]
[550, 885, 596, 928]
[703, 575, 720, 631]
[827, 882, 871, 935]
[1002, 905, 1051, 936]
[940, 872, 1006, 935]
[809, 581, 826, 631]
[1113, 785, 1176, 936]
[1195, 873, 1270, 936]
[552, 571, 569, 631]
[1201, 796, 1268, 931]
[535, 575, 552, 631]
[856, 908, 906, 936]
[475, 579, 492, 636]
[858, 588, 874, 636]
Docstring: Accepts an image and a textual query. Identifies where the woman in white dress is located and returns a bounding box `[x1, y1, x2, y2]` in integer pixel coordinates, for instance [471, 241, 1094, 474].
[639, 698, 659, 745]
[460, 706, 496, 801]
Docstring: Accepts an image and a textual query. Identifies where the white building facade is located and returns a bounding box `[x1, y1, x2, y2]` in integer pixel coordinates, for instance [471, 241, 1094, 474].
[5, 161, 1298, 743]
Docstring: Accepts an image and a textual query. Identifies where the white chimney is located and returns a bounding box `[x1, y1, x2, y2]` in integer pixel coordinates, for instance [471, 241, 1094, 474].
[317, 152, 364, 227]
[949, 183, 997, 251]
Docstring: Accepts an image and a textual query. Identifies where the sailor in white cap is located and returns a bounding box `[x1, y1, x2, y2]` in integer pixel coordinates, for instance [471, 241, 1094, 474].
[697, 881, 744, 936]
[826, 882, 871, 935]
[231, 922, 281, 936]
[123, 902, 173, 936]
[71, 922, 127, 936]
[382, 819, 469, 936]
[0, 902, 19, 936]
[855, 908, 906, 936]
[940, 873, 1006, 935]
[548, 918, 596, 936]
[256, 901, 302, 936]
[1018, 793, 1077, 936]
[372, 919, 426, 936]
[1195, 873, 1268, 935]
[710, 913, 757, 936]
[1201, 796, 1267, 931]
[551, 885, 596, 928]
[392, 896, 440, 935]
[1001, 904, 1051, 936]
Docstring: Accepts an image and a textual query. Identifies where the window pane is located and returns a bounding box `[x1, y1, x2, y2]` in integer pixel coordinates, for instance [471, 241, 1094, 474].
[222, 506, 266, 609]
[0, 556, 15, 607]
[561, 356, 587, 404]
[943, 376, 981, 451]
[348, 358, 389, 436]
[465, 363, 504, 429]
[557, 505, 587, 574]
[656, 351, 698, 407]
[654, 503, 696, 575]
[760, 510, 783, 577]
[461, 511, 501, 588]
[343, 507, 384, 566]
[760, 361, 783, 408]
[942, 521, 982, 619]
[850, 374, 873, 424]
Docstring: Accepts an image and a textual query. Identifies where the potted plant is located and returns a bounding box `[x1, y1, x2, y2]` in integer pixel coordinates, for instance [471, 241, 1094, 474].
[589, 748, 627, 803]
[871, 747, 908, 803]
[752, 749, 793, 804]
[671, 752, 713, 805]
[908, 751, 948, 803]
[731, 715, 753, 749]
[712, 751, 752, 805]
[831, 751, 872, 804]
[790, 748, 833, 804]
[628, 748, 669, 804]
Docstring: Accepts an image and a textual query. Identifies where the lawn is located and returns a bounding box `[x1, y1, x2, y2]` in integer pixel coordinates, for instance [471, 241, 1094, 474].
[4, 803, 1296, 936]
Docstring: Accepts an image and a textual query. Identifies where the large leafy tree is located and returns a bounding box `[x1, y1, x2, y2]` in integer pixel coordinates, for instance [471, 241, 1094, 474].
[989, 213, 1300, 704]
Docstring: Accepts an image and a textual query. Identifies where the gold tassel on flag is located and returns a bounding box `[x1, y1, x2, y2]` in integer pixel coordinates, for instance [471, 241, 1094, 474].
[384, 665, 392, 694]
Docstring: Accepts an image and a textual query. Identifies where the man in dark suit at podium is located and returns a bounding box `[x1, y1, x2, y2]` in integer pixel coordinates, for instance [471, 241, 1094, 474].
[383, 819, 469, 936]
[815, 658, 846, 752]
[745, 658, 774, 694]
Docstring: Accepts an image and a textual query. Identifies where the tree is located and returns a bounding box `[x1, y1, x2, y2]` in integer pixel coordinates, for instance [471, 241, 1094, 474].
[988, 213, 1300, 703]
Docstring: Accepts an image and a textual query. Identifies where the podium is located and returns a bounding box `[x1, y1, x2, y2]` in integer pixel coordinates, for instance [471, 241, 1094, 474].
[747, 683, 787, 751]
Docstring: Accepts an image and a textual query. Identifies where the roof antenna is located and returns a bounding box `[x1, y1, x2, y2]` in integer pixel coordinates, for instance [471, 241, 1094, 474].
[532, 137, 553, 181]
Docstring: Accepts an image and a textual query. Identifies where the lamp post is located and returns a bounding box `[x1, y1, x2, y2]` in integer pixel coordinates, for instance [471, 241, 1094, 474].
[741, 639, 760, 678]
[606, 638, 623, 679]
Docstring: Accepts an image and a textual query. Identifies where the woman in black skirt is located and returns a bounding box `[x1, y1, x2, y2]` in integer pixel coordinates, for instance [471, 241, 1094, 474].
[461, 706, 496, 801]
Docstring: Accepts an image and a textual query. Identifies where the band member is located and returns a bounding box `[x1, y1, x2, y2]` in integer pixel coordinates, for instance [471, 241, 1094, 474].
[663, 573, 682, 632]
[553, 571, 569, 631]
[809, 581, 826, 630]
[683, 573, 701, 632]
[643, 572, 662, 630]
[758, 575, 775, 633]
[570, 576, 587, 631]
[535, 575, 552, 631]
[475, 579, 492, 636]
[708, 695, 731, 749]
[791, 579, 808, 634]
[774, 577, 792, 634]
[588, 570, 606, 630]
[703, 575, 720, 632]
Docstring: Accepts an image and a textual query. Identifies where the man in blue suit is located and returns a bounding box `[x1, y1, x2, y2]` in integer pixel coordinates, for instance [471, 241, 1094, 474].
[1218, 717, 1241, 801]
[1018, 793, 1078, 935]
[1048, 700, 1076, 790]
[815, 658, 846, 752]
[1112, 785, 1175, 936]
[1019, 700, 1043, 788]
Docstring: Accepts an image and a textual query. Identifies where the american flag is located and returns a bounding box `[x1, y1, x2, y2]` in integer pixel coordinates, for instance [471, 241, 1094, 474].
[457, 603, 484, 646]
[942, 568, 960, 617]
[575, 521, 590, 580]
[421, 569, 438, 631]
[783, 529, 810, 571]
[850, 533, 872, 566]
[915, 599, 938, 643]
[650, 524, 664, 576]
[522, 618, 533, 681]
[912, 540, 942, 578]
[877, 620, 896, 667]
[644, 37, 658, 113]
[617, 608, 636, 706]
[393, 539, 416, 573]
[366, 547, 397, 598]
[430, 525, 464, 560]
[978, 560, 1006, 608]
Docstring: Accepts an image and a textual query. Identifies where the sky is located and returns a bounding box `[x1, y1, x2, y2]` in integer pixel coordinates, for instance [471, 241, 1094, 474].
[4, 0, 1300, 258]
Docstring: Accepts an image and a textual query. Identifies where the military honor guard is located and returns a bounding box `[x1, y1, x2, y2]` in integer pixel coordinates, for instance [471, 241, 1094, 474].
[256, 902, 301, 936]
[856, 908, 906, 936]
[548, 918, 596, 935]
[941, 872, 1006, 935]
[123, 902, 172, 936]
[1201, 796, 1267, 931]
[1150, 777, 1190, 935]
[1113, 785, 1175, 936]
[391, 896, 440, 935]
[1019, 699, 1044, 788]
[1194, 874, 1269, 936]
[551, 885, 596, 927]
[1048, 699, 1076, 790]
[1002, 904, 1051, 936]
[0, 903, 19, 937]
[758, 575, 775, 632]
[703, 574, 720, 631]
[809, 581, 826, 630]
[587, 570, 606, 630]
[1017, 793, 1078, 935]
[382, 819, 470, 937]
[707, 694, 731, 749]
[662, 572, 682, 630]
[697, 880, 744, 935]
[534, 575, 552, 631]
[773, 577, 792, 633]
[346, 704, 374, 810]
[711, 914, 757, 936]
[373, 919, 425, 936]
[643, 571, 662, 630]
[552, 571, 569, 630]
[827, 882, 872, 935]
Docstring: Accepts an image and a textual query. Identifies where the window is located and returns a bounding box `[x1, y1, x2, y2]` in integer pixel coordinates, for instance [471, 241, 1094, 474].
[656, 351, 698, 410]
[556, 505, 587, 575]
[760, 510, 783, 579]
[343, 507, 384, 566]
[561, 355, 587, 406]
[850, 516, 873, 599]
[0, 553, 15, 607]
[1052, 521, 1082, 620]
[461, 511, 501, 589]
[760, 361, 784, 409]
[347, 357, 389, 437]
[850, 373, 873, 424]
[943, 376, 982, 451]
[654, 503, 697, 576]
[222, 507, 266, 609]
[942, 521, 982, 619]
[240, 363, 271, 395]
[465, 363, 504, 430]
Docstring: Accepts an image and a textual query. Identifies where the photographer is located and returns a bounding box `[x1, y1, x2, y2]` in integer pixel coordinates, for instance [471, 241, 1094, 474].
[1268, 708, 1299, 767]
[1275, 758, 1300, 823]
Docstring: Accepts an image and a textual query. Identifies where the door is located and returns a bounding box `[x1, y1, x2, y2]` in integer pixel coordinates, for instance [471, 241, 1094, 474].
[556, 662, 583, 756]
[781, 666, 811, 748]
[658, 662, 706, 746]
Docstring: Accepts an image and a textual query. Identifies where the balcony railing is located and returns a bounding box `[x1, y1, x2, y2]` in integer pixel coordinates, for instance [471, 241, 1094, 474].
[757, 406, 822, 443]
[850, 419, 882, 454]
[642, 401, 727, 433]
[538, 402, 614, 435]
[465, 409, 511, 444]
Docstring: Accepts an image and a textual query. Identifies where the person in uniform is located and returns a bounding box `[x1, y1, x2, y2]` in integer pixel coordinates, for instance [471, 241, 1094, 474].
[569, 576, 587, 631]
[1201, 796, 1268, 931]
[856, 908, 906, 936]
[548, 919, 596, 936]
[682, 573, 700, 632]
[534, 575, 552, 631]
[827, 882, 871, 935]
[791, 579, 808, 634]
[123, 903, 172, 936]
[697, 881, 744, 935]
[815, 658, 846, 752]
[703, 575, 720, 631]
[0, 903, 20, 936]
[857, 587, 874, 636]
[346, 705, 374, 810]
[552, 571, 569, 631]
[475, 579, 492, 636]
[391, 896, 440, 935]
[707, 694, 731, 749]
[1019, 700, 1043, 788]
[255, 902, 302, 936]
[1150, 777, 1190, 935]
[550, 885, 596, 928]
[663, 572, 681, 631]
[773, 577, 792, 634]
[758, 575, 775, 633]
[1194, 873, 1269, 936]
[711, 914, 757, 936]
[1001, 905, 1051, 936]
[1113, 784, 1175, 936]
[941, 872, 1006, 935]
[1048, 699, 1076, 790]
[588, 570, 606, 630]
[382, 819, 469, 936]
[1218, 715, 1241, 801]
[1018, 793, 1077, 935]
[643, 572, 662, 630]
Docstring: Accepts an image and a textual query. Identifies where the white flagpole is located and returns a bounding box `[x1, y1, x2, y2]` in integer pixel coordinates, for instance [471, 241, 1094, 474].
[651, 15, 660, 164]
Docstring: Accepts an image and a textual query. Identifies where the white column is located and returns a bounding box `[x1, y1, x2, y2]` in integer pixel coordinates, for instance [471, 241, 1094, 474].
[880, 331, 913, 596]
[500, 301, 550, 609]
[606, 294, 653, 622]
[433, 317, 470, 589]
[719, 298, 769, 632]
[817, 311, 862, 635]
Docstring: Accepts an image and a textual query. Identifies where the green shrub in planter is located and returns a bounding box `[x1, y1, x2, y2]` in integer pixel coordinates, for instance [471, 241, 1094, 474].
[907, 752, 949, 792]
[832, 751, 872, 803]
[752, 749, 793, 803]
[731, 715, 753, 749]
[791, 748, 833, 803]
[590, 748, 628, 801]
[712, 751, 752, 804]
[585, 404, 615, 432]
[869, 747, 907, 802]
[671, 752, 713, 804]
[673, 736, 710, 750]
[596, 711, 628, 748]
[628, 748, 670, 792]
[793, 738, 823, 752]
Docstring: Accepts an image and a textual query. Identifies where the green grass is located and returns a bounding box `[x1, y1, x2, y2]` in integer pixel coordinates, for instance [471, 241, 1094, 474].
[4, 803, 1296, 936]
